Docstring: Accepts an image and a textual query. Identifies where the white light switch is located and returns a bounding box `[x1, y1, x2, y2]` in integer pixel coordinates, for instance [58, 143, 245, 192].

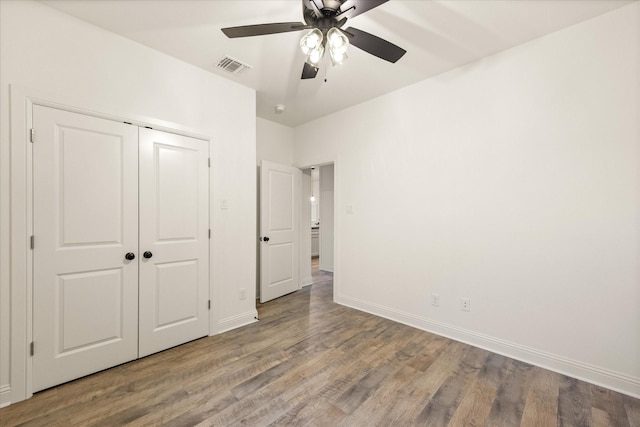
[346, 205, 354, 214]
[221, 199, 229, 210]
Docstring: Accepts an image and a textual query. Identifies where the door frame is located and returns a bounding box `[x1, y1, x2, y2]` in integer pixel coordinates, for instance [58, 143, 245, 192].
[6, 85, 214, 404]
[295, 160, 340, 302]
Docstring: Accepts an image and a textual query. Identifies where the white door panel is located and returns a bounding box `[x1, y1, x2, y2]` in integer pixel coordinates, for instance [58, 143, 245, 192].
[269, 171, 294, 230]
[33, 105, 139, 392]
[154, 260, 199, 328]
[260, 161, 299, 303]
[55, 269, 125, 351]
[269, 243, 295, 284]
[155, 144, 199, 240]
[138, 128, 209, 357]
[58, 129, 124, 245]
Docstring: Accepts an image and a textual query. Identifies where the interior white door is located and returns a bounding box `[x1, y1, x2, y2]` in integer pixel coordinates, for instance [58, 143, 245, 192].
[260, 160, 300, 303]
[138, 128, 210, 357]
[32, 106, 139, 392]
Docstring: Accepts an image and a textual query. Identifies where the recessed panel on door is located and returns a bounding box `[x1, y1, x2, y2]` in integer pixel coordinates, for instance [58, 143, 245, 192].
[268, 243, 294, 288]
[155, 260, 199, 329]
[56, 269, 124, 353]
[156, 145, 198, 241]
[269, 170, 294, 232]
[139, 128, 209, 357]
[33, 106, 139, 392]
[59, 128, 123, 247]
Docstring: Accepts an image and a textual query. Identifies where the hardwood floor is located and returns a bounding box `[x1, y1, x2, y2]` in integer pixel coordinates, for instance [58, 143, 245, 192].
[1, 268, 639, 426]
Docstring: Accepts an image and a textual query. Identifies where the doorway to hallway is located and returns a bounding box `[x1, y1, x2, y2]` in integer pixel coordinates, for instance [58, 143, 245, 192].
[302, 164, 334, 281]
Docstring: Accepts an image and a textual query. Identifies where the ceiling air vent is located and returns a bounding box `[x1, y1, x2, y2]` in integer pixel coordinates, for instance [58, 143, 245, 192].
[216, 56, 252, 75]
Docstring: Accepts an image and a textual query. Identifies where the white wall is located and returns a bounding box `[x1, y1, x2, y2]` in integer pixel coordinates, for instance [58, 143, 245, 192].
[311, 168, 320, 223]
[294, 3, 640, 397]
[319, 164, 335, 272]
[300, 170, 313, 287]
[1, 0, 257, 405]
[256, 117, 294, 166]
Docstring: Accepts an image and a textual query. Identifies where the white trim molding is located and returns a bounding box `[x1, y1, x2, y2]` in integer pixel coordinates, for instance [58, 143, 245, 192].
[8, 84, 33, 405]
[0, 384, 12, 408]
[337, 294, 640, 399]
[217, 310, 259, 334]
[300, 277, 314, 288]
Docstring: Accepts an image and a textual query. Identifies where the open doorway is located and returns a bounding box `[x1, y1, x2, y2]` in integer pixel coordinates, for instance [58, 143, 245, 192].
[302, 164, 334, 280]
[311, 167, 320, 271]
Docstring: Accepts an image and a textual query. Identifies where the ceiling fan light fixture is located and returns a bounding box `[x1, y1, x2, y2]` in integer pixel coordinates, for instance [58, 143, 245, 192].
[326, 27, 349, 66]
[300, 28, 323, 55]
[223, 0, 406, 81]
[327, 28, 348, 53]
[306, 44, 325, 66]
[329, 50, 348, 66]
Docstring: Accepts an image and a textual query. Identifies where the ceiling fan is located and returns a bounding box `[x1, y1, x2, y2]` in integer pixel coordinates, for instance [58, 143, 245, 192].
[221, 0, 406, 79]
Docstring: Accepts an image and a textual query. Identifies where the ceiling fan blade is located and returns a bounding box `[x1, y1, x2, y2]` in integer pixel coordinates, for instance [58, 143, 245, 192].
[339, 0, 389, 20]
[344, 26, 406, 63]
[222, 22, 307, 38]
[301, 62, 319, 79]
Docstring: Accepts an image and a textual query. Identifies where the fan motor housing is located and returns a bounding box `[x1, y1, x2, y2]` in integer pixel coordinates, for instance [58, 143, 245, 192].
[321, 0, 344, 13]
[303, 1, 346, 30]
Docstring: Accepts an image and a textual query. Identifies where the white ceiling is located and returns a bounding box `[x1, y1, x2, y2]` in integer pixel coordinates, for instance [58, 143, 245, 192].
[41, 0, 634, 127]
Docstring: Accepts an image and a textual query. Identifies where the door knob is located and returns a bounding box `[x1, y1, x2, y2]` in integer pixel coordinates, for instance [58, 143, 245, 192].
[262, 237, 270, 242]
[125, 252, 135, 260]
[143, 251, 153, 259]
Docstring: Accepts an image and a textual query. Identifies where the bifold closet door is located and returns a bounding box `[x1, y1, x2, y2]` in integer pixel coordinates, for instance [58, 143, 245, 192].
[32, 107, 210, 391]
[138, 128, 209, 357]
[32, 106, 140, 392]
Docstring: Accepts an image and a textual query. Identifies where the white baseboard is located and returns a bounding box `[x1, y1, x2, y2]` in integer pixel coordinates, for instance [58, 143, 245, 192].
[300, 276, 313, 288]
[337, 295, 640, 399]
[0, 384, 12, 408]
[217, 310, 259, 334]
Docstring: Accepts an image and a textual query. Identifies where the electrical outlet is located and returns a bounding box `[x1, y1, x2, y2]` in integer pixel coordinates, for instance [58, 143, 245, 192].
[461, 298, 470, 312]
[431, 294, 440, 307]
[239, 288, 246, 300]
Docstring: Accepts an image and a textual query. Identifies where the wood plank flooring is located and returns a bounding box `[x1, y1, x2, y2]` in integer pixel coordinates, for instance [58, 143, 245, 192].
[1, 267, 639, 426]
